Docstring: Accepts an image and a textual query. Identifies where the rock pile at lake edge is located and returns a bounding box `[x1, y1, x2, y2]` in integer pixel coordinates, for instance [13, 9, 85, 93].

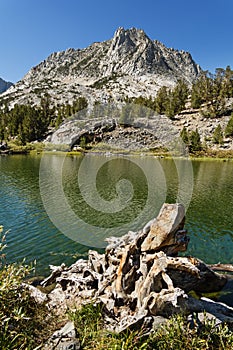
[28, 203, 233, 348]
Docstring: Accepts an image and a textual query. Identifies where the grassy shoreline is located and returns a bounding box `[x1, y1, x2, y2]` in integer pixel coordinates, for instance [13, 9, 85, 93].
[3, 141, 233, 161]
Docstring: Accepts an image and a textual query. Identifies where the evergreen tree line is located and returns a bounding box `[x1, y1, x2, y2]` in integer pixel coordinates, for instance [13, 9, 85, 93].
[191, 66, 233, 117]
[128, 66, 233, 119]
[180, 127, 202, 152]
[0, 103, 51, 144]
[126, 80, 189, 118]
[0, 96, 88, 144]
[55, 97, 88, 128]
[1, 66, 233, 145]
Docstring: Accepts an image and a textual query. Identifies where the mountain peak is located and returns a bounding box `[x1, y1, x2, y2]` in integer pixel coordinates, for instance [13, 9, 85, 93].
[0, 28, 201, 107]
[112, 27, 150, 48]
[106, 27, 200, 79]
[113, 26, 148, 38]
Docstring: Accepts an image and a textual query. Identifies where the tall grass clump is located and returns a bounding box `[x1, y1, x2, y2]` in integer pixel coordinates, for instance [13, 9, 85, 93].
[70, 303, 233, 350]
[0, 226, 55, 349]
[147, 313, 233, 350]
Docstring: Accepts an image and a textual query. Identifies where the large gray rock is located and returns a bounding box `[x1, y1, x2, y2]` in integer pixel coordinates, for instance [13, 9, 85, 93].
[35, 203, 229, 335]
[141, 203, 187, 254]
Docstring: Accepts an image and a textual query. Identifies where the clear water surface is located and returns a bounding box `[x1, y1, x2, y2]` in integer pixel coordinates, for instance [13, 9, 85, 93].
[0, 153, 233, 278]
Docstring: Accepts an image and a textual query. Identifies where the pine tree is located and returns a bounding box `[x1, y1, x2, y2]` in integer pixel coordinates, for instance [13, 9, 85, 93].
[191, 78, 205, 108]
[223, 65, 233, 98]
[213, 124, 223, 144]
[164, 80, 189, 118]
[180, 127, 189, 145]
[189, 129, 202, 152]
[225, 113, 233, 137]
[193, 69, 228, 118]
[55, 111, 63, 129]
[173, 80, 189, 111]
[155, 86, 169, 114]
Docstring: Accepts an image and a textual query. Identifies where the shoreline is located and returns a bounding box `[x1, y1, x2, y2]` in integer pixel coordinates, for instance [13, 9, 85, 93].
[3, 144, 233, 161]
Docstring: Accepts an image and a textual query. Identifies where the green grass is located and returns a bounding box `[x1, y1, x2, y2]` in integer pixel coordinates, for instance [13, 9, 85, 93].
[70, 304, 233, 350]
[7, 141, 71, 154]
[5, 139, 233, 160]
[190, 148, 233, 159]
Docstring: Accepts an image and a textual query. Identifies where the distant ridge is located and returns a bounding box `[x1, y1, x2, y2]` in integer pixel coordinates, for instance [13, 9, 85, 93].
[0, 77, 13, 93]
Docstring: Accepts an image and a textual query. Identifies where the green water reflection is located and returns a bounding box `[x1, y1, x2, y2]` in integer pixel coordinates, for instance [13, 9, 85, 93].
[0, 154, 232, 273]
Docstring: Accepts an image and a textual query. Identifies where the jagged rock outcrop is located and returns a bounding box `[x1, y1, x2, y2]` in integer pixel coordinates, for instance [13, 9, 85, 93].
[103, 27, 200, 79]
[35, 203, 231, 335]
[0, 77, 13, 93]
[0, 27, 201, 107]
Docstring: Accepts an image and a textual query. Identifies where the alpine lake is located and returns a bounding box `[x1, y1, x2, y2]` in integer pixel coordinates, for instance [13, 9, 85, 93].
[1, 152, 233, 304]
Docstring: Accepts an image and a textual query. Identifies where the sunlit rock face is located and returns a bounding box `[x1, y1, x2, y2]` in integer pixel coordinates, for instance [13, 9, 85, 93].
[0, 27, 201, 107]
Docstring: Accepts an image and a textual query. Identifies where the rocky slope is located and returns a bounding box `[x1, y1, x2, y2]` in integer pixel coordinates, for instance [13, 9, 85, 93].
[48, 101, 233, 151]
[0, 27, 201, 107]
[0, 77, 13, 93]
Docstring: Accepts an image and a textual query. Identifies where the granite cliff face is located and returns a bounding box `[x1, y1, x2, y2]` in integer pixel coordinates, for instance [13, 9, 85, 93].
[102, 27, 200, 79]
[0, 78, 13, 93]
[1, 27, 201, 107]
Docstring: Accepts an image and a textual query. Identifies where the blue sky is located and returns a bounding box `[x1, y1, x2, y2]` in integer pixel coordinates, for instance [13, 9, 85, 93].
[1, 0, 233, 82]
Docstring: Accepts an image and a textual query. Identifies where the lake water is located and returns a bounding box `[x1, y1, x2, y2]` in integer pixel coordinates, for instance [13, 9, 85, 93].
[0, 153, 233, 278]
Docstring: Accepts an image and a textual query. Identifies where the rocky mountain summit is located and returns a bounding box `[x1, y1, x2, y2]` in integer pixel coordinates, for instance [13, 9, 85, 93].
[1, 27, 201, 107]
[3, 27, 232, 151]
[0, 77, 13, 94]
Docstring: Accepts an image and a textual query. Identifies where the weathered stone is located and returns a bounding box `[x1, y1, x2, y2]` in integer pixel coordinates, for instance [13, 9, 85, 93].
[88, 250, 105, 274]
[167, 257, 227, 293]
[141, 203, 187, 254]
[186, 296, 233, 324]
[151, 315, 168, 330]
[41, 263, 67, 287]
[208, 263, 233, 273]
[35, 202, 229, 335]
[0, 77, 13, 93]
[22, 283, 47, 304]
[43, 321, 80, 350]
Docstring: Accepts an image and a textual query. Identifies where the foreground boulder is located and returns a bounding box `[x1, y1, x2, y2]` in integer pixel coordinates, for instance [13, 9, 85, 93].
[40, 203, 231, 333]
